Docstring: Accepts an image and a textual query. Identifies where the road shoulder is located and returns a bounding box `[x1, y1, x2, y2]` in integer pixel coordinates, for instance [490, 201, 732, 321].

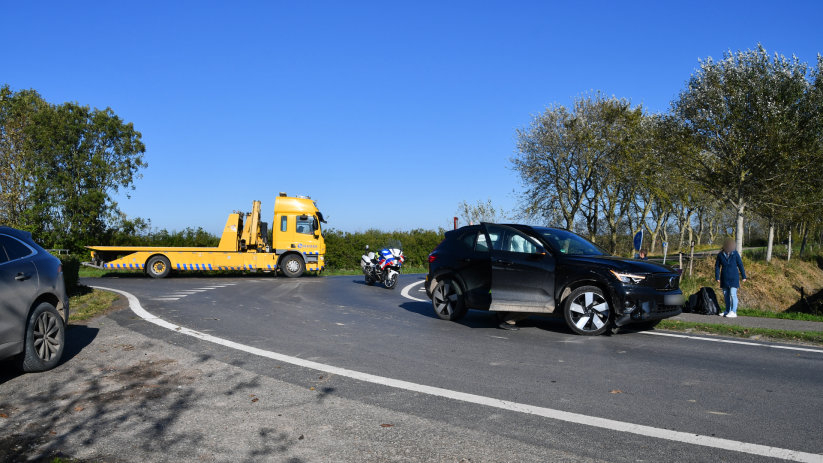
[0, 312, 597, 463]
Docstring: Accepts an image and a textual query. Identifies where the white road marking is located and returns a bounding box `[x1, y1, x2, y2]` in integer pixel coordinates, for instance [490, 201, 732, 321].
[151, 297, 180, 301]
[94, 285, 821, 463]
[400, 280, 427, 302]
[400, 280, 823, 355]
[641, 331, 823, 354]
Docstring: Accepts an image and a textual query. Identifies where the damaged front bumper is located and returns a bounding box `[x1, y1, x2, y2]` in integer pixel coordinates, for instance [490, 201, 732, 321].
[610, 285, 684, 327]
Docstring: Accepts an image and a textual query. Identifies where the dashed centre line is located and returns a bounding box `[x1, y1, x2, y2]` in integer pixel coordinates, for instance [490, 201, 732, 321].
[152, 283, 236, 302]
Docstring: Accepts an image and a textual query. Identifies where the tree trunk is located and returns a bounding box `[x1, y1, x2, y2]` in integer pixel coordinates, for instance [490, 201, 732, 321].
[787, 228, 792, 261]
[708, 216, 717, 245]
[766, 221, 775, 262]
[735, 202, 745, 253]
[799, 225, 808, 258]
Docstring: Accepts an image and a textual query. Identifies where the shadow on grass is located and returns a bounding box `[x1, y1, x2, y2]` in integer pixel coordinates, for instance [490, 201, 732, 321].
[788, 286, 823, 316]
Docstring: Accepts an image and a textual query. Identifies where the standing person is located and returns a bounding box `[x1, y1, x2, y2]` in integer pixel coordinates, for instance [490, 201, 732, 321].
[715, 238, 747, 318]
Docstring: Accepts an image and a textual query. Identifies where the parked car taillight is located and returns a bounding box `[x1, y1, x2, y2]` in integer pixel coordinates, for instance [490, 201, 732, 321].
[428, 254, 437, 263]
[58, 264, 63, 273]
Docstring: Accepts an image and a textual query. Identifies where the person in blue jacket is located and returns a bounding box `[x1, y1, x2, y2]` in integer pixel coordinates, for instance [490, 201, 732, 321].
[715, 239, 747, 318]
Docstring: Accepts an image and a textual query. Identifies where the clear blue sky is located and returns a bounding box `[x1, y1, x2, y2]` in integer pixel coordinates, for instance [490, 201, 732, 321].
[2, 1, 821, 233]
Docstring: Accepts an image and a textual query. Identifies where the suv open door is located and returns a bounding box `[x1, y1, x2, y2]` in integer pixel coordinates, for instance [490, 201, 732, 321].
[482, 224, 556, 313]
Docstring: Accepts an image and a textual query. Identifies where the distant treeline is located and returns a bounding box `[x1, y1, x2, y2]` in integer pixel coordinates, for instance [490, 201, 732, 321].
[323, 228, 444, 270]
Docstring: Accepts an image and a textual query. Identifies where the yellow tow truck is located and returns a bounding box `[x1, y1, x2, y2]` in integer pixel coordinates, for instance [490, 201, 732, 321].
[85, 193, 326, 278]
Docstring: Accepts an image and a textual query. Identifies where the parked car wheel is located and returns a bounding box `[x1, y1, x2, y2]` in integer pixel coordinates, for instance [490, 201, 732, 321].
[281, 254, 305, 278]
[146, 255, 171, 279]
[563, 286, 611, 336]
[431, 279, 467, 321]
[20, 302, 65, 372]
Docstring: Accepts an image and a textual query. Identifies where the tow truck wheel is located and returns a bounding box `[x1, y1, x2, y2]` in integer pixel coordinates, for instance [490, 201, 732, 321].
[281, 254, 305, 278]
[146, 255, 171, 279]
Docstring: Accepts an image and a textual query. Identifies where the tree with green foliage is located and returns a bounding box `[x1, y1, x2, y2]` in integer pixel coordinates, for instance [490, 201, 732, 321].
[0, 85, 146, 251]
[673, 45, 821, 256]
[0, 86, 47, 226]
[513, 93, 656, 253]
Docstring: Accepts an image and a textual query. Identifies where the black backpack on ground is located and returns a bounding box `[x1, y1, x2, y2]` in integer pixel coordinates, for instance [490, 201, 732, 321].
[689, 287, 721, 315]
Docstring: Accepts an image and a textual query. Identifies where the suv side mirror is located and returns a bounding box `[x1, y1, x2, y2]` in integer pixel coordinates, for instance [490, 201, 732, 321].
[535, 245, 548, 256]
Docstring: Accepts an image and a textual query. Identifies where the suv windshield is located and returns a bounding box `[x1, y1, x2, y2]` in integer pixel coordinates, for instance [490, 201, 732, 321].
[536, 228, 606, 256]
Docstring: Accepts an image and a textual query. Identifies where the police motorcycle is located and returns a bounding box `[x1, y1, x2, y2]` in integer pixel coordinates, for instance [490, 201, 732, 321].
[360, 241, 405, 289]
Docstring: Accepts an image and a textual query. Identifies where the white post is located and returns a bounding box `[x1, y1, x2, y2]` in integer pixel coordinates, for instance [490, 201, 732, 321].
[787, 229, 792, 261]
[689, 241, 695, 277]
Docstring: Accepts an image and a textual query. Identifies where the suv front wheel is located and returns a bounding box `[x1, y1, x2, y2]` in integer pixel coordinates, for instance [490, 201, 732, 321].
[563, 286, 611, 336]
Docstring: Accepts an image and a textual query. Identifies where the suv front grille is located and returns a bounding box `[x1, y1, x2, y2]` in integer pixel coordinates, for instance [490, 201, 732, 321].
[647, 274, 680, 291]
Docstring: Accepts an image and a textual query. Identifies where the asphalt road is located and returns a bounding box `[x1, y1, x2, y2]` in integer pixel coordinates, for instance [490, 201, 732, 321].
[82, 273, 823, 462]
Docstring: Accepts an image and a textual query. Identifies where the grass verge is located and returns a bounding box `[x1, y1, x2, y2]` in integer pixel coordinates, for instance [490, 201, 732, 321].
[657, 319, 823, 345]
[736, 308, 823, 322]
[69, 289, 120, 322]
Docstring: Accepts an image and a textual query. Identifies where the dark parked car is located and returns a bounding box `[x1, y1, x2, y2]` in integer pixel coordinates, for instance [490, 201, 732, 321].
[425, 224, 683, 335]
[0, 226, 69, 371]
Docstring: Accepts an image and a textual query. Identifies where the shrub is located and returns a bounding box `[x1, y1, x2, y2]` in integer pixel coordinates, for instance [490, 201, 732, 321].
[59, 255, 81, 295]
[324, 228, 445, 270]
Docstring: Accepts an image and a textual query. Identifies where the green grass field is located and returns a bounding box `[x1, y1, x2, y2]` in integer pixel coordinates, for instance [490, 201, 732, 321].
[657, 319, 823, 345]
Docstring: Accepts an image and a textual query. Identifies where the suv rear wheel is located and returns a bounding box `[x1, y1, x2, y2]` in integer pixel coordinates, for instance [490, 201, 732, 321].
[563, 286, 611, 336]
[431, 279, 467, 321]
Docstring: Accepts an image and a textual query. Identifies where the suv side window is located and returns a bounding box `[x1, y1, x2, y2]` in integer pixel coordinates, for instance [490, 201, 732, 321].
[0, 235, 33, 262]
[475, 233, 489, 252]
[485, 226, 539, 254]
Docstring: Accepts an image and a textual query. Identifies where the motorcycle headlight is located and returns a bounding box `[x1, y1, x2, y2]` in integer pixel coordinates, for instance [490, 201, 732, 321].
[609, 270, 646, 285]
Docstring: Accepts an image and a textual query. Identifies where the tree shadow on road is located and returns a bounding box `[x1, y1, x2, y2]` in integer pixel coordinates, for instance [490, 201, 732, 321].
[0, 336, 309, 463]
[0, 324, 98, 387]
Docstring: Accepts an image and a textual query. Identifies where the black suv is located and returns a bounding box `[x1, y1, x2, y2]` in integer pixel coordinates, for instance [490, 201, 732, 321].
[425, 224, 683, 335]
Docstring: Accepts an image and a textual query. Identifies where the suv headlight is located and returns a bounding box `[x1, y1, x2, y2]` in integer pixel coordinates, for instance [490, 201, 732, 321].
[609, 270, 646, 284]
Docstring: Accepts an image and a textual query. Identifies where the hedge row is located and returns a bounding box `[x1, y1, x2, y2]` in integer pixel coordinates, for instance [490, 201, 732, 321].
[323, 228, 445, 270]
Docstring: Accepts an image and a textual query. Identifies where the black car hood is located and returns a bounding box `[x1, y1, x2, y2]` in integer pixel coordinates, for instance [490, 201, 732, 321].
[562, 255, 677, 274]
